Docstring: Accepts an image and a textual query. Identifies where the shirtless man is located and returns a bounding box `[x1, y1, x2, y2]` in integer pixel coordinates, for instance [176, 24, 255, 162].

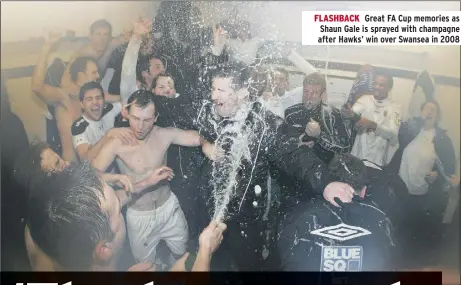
[32, 31, 100, 161]
[92, 90, 214, 265]
[60, 19, 126, 102]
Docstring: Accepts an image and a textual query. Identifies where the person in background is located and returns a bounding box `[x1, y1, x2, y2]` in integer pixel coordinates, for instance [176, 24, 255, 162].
[343, 70, 402, 167]
[71, 82, 135, 161]
[60, 19, 128, 99]
[32, 31, 101, 162]
[101, 23, 154, 96]
[152, 73, 179, 98]
[262, 48, 322, 112]
[1, 77, 31, 271]
[388, 100, 459, 267]
[225, 20, 264, 66]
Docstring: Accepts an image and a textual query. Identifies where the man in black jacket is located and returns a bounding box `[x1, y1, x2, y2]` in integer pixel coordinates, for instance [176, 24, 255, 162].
[278, 197, 398, 272]
[281, 72, 358, 214]
[285, 72, 357, 161]
[156, 62, 361, 271]
[277, 154, 403, 272]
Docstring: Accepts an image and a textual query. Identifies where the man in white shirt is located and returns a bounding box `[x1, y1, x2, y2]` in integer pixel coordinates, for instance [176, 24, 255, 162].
[346, 70, 402, 166]
[71, 81, 136, 161]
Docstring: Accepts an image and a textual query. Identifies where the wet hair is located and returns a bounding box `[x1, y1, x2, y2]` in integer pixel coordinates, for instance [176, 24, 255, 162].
[303, 72, 327, 93]
[136, 54, 164, 85]
[210, 62, 252, 91]
[69, 57, 98, 83]
[13, 140, 52, 193]
[126, 89, 158, 115]
[374, 69, 394, 90]
[151, 72, 174, 89]
[90, 19, 112, 36]
[421, 99, 442, 121]
[79, 81, 104, 101]
[27, 161, 114, 270]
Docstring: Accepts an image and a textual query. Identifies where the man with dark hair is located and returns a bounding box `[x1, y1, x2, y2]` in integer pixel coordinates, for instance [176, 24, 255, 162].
[13, 141, 67, 192]
[71, 81, 134, 161]
[69, 57, 100, 83]
[154, 62, 359, 271]
[151, 72, 178, 98]
[32, 32, 101, 162]
[92, 89, 215, 267]
[27, 161, 132, 270]
[60, 19, 127, 98]
[344, 70, 402, 167]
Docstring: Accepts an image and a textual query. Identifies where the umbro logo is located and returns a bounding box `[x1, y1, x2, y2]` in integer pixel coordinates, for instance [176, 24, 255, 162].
[310, 223, 371, 241]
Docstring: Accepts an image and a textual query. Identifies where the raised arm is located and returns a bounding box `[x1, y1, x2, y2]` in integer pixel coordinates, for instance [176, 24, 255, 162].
[31, 32, 68, 105]
[120, 19, 150, 104]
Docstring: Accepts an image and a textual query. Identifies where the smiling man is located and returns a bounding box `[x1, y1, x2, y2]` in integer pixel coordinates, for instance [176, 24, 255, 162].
[71, 81, 137, 161]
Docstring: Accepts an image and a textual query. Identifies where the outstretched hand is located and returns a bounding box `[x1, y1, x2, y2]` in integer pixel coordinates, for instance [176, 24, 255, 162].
[147, 166, 174, 185]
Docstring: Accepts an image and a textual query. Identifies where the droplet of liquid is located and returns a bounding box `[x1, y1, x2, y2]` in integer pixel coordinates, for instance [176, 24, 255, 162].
[254, 185, 262, 196]
[241, 231, 245, 236]
[253, 201, 258, 207]
[262, 248, 269, 260]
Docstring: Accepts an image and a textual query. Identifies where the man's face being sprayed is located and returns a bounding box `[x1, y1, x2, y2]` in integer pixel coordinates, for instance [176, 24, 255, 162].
[303, 84, 323, 110]
[128, 102, 158, 140]
[211, 77, 249, 118]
